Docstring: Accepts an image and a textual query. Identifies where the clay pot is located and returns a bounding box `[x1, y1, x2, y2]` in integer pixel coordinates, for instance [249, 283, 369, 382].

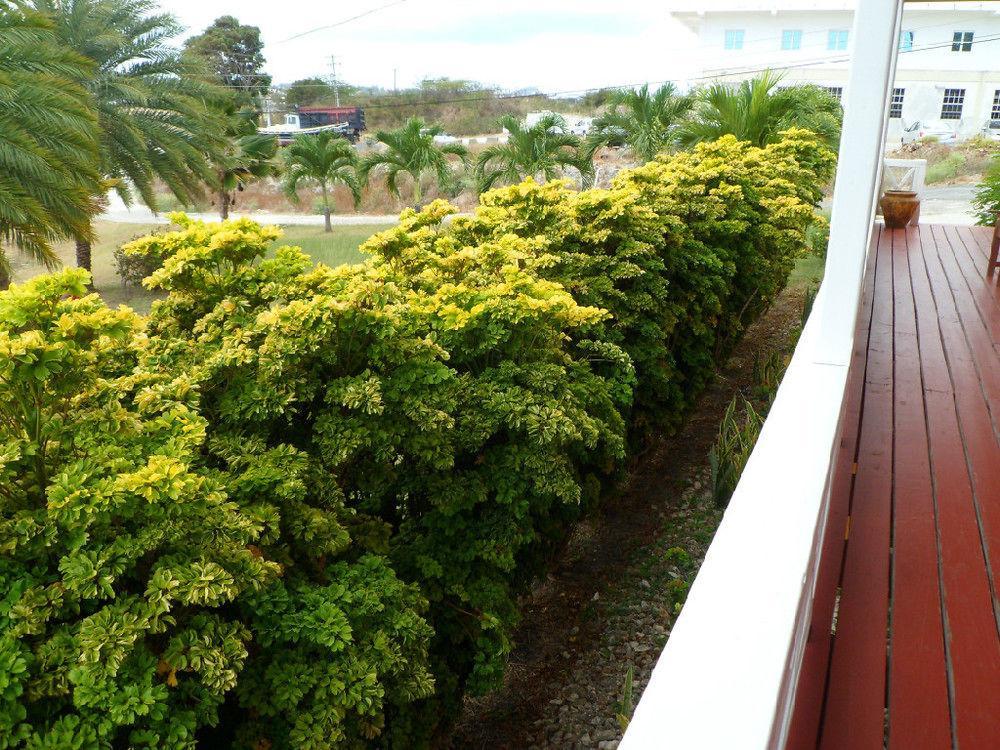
[880, 190, 920, 229]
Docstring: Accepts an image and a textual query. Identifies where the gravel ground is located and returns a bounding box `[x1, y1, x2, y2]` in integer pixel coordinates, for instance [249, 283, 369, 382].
[524, 474, 720, 750]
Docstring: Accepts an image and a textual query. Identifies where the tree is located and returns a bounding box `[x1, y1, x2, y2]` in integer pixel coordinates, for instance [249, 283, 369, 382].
[282, 132, 362, 231]
[361, 117, 468, 207]
[588, 83, 694, 163]
[0, 6, 102, 288]
[676, 70, 843, 149]
[475, 113, 594, 192]
[285, 77, 335, 108]
[31, 0, 223, 273]
[213, 108, 278, 219]
[183, 15, 271, 107]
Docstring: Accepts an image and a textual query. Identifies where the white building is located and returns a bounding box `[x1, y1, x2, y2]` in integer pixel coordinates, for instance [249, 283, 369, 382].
[671, 1, 1000, 139]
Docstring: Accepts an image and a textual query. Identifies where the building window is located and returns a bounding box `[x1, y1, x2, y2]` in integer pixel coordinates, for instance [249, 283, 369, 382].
[823, 86, 844, 103]
[899, 30, 914, 51]
[951, 31, 973, 51]
[940, 88, 965, 119]
[889, 88, 905, 119]
[724, 29, 745, 50]
[991, 89, 1000, 129]
[781, 29, 803, 50]
[827, 30, 849, 51]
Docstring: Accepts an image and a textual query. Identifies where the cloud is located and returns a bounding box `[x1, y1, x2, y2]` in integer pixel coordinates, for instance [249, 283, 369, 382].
[167, 0, 696, 91]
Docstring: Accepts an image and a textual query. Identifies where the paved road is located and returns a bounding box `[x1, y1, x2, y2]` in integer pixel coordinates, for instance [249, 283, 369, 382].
[923, 184, 976, 201]
[102, 183, 981, 227]
[99, 191, 402, 225]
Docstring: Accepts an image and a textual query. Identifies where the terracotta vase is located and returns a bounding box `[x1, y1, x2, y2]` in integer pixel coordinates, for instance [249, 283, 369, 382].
[880, 190, 920, 229]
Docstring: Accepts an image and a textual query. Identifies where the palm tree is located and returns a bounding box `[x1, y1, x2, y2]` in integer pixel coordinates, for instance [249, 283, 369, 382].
[676, 71, 842, 149]
[588, 83, 694, 163]
[31, 0, 224, 271]
[361, 117, 467, 207]
[0, 6, 102, 288]
[214, 108, 278, 219]
[475, 113, 594, 192]
[282, 132, 361, 232]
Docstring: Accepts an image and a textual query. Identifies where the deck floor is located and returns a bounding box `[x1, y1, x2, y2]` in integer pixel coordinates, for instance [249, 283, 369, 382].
[789, 224, 1000, 749]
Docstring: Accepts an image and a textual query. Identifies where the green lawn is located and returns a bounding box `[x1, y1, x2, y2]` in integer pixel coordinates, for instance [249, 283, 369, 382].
[10, 221, 386, 313]
[10, 221, 828, 316]
[787, 253, 825, 291]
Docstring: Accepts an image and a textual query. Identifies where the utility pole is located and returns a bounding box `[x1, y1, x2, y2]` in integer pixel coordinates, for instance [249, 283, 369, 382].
[393, 67, 398, 93]
[329, 55, 341, 107]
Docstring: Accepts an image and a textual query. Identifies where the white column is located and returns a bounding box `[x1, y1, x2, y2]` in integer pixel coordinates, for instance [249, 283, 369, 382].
[819, 0, 904, 366]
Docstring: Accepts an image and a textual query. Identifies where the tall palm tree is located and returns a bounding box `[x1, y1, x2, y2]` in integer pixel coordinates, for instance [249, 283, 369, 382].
[31, 0, 224, 271]
[588, 83, 694, 163]
[676, 71, 842, 149]
[0, 6, 102, 288]
[475, 113, 594, 192]
[360, 117, 467, 207]
[282, 132, 361, 232]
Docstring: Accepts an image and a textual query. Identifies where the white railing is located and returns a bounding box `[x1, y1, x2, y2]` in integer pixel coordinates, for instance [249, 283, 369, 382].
[619, 286, 849, 750]
[620, 1, 904, 747]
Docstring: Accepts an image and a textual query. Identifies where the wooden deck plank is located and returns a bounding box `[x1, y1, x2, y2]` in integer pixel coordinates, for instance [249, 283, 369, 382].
[785, 227, 880, 750]
[885, 226, 952, 750]
[946, 225, 1000, 354]
[818, 227, 895, 750]
[932, 226, 1000, 443]
[791, 224, 1000, 749]
[912, 225, 1000, 748]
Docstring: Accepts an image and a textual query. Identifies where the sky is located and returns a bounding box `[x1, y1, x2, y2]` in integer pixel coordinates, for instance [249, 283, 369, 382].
[165, 0, 699, 93]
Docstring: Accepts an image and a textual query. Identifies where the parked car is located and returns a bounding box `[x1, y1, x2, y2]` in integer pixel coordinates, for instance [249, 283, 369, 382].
[900, 120, 958, 144]
[980, 122, 1000, 141]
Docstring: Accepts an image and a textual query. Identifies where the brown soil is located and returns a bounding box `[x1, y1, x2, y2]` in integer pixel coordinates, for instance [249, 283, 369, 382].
[445, 279, 812, 749]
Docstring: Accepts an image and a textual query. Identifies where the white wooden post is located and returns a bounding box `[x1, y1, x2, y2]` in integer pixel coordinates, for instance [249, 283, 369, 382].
[819, 0, 904, 367]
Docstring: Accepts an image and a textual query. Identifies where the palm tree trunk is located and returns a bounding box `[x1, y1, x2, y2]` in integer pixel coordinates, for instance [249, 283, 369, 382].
[322, 184, 332, 232]
[413, 175, 422, 208]
[0, 261, 10, 291]
[219, 189, 230, 220]
[75, 235, 92, 272]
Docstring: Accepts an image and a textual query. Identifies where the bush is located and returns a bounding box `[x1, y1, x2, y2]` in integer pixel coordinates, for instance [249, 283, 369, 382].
[709, 394, 766, 507]
[973, 151, 1000, 226]
[113, 229, 169, 286]
[925, 151, 967, 184]
[0, 270, 277, 747]
[4, 128, 835, 747]
[451, 128, 835, 438]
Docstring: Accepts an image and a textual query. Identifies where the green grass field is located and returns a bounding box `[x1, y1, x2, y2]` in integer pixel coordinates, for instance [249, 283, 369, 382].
[10, 221, 386, 313]
[10, 220, 827, 316]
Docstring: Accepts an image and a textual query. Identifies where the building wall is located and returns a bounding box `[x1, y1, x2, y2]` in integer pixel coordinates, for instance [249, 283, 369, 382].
[673, 6, 1000, 138]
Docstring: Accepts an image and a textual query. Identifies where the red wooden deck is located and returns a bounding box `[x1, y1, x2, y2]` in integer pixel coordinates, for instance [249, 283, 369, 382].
[788, 224, 1000, 750]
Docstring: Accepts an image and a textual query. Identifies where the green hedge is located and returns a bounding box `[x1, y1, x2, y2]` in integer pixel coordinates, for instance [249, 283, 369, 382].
[0, 129, 834, 748]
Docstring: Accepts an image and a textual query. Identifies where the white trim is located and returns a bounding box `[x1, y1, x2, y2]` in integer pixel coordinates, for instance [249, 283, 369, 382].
[620, 289, 848, 750]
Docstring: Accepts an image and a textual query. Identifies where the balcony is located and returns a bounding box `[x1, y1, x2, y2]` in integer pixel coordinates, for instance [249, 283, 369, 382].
[789, 223, 1000, 749]
[621, 2, 1000, 747]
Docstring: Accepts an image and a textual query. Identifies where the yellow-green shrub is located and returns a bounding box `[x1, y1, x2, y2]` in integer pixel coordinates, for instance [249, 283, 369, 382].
[2, 128, 835, 747]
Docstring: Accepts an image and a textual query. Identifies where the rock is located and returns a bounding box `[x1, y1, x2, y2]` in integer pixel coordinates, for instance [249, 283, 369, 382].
[598, 740, 620, 750]
[580, 733, 592, 746]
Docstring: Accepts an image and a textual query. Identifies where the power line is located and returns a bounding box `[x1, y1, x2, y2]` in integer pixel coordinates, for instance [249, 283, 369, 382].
[277, 0, 411, 43]
[228, 32, 1000, 111]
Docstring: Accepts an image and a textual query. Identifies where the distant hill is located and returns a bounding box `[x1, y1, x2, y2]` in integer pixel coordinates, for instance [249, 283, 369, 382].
[273, 77, 610, 136]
